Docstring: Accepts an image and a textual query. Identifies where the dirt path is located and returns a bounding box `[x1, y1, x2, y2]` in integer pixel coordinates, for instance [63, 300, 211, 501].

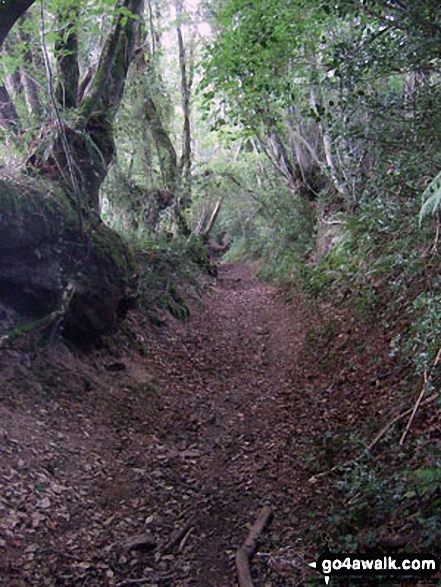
[146, 263, 315, 584]
[0, 263, 328, 586]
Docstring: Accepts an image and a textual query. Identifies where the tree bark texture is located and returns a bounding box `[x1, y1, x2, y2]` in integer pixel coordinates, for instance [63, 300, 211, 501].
[79, 0, 144, 122]
[0, 85, 21, 133]
[26, 0, 145, 211]
[176, 7, 192, 195]
[55, 8, 80, 109]
[143, 95, 178, 191]
[175, 4, 193, 237]
[17, 17, 43, 117]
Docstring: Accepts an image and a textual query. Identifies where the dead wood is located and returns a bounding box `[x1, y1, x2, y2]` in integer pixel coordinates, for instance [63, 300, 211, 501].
[112, 532, 156, 553]
[116, 579, 151, 587]
[236, 506, 273, 587]
[309, 392, 439, 483]
[373, 392, 439, 450]
[163, 515, 196, 555]
[400, 347, 441, 445]
[178, 526, 194, 552]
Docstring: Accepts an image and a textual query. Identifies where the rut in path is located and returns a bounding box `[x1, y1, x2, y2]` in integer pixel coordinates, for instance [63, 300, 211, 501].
[145, 262, 322, 585]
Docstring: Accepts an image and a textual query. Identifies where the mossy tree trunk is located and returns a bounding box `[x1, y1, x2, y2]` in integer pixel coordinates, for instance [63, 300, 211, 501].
[54, 7, 80, 110]
[0, 85, 20, 134]
[176, 0, 193, 206]
[2, 0, 144, 215]
[31, 0, 145, 213]
[133, 25, 192, 237]
[142, 95, 179, 191]
[0, 1, 145, 343]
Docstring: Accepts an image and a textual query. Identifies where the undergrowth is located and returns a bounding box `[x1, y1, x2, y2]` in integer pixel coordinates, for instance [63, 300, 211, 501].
[223, 186, 316, 282]
[327, 441, 441, 554]
[104, 225, 212, 323]
[129, 232, 211, 322]
[299, 186, 441, 377]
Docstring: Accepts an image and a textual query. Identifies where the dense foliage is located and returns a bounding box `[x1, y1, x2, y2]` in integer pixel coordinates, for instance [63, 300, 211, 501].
[200, 0, 441, 371]
[2, 0, 440, 379]
[198, 0, 441, 560]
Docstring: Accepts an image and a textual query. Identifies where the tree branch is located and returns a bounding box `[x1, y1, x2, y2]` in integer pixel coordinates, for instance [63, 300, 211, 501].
[79, 0, 144, 123]
[143, 95, 178, 190]
[236, 506, 273, 587]
[55, 6, 80, 108]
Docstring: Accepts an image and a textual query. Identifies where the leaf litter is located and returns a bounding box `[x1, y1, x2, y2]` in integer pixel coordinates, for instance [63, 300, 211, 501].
[0, 263, 439, 586]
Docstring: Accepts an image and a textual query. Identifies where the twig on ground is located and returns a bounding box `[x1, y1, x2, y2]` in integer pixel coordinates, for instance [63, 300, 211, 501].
[178, 526, 194, 552]
[163, 515, 196, 555]
[308, 459, 352, 483]
[309, 392, 439, 483]
[399, 370, 429, 446]
[369, 393, 438, 451]
[39, 548, 79, 560]
[115, 580, 150, 587]
[400, 347, 441, 445]
[236, 506, 273, 587]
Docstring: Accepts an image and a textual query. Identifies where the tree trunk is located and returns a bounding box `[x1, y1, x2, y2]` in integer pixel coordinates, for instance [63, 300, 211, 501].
[55, 8, 80, 109]
[175, 3, 193, 237]
[16, 17, 43, 118]
[79, 0, 144, 123]
[142, 126, 154, 187]
[143, 95, 178, 191]
[20, 69, 42, 117]
[0, 85, 21, 133]
[176, 2, 192, 196]
[0, 0, 144, 342]
[147, 0, 158, 57]
[28, 0, 145, 212]
[309, 64, 346, 196]
[202, 196, 225, 240]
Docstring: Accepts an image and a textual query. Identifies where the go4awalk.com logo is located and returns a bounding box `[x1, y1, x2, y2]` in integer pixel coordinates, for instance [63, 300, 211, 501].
[309, 549, 440, 585]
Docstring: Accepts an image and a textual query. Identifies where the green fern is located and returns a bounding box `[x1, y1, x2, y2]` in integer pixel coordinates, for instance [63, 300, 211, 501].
[412, 466, 441, 495]
[419, 170, 441, 224]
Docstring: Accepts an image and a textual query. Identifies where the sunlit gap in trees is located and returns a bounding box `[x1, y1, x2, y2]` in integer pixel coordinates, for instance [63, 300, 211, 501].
[167, 0, 212, 45]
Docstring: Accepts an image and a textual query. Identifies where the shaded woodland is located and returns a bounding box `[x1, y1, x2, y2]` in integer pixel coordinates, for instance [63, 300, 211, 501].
[0, 0, 440, 585]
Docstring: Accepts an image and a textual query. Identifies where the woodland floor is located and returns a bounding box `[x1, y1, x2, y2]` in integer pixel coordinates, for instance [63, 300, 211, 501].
[0, 263, 439, 586]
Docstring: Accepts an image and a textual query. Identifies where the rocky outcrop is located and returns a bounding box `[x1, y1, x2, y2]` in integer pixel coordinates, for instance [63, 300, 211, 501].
[0, 172, 136, 343]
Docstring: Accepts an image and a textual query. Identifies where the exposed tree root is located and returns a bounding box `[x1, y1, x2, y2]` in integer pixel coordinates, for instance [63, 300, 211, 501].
[236, 506, 273, 587]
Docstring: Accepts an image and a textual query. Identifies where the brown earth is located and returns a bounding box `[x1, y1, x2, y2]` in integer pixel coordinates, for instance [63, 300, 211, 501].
[0, 263, 439, 586]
